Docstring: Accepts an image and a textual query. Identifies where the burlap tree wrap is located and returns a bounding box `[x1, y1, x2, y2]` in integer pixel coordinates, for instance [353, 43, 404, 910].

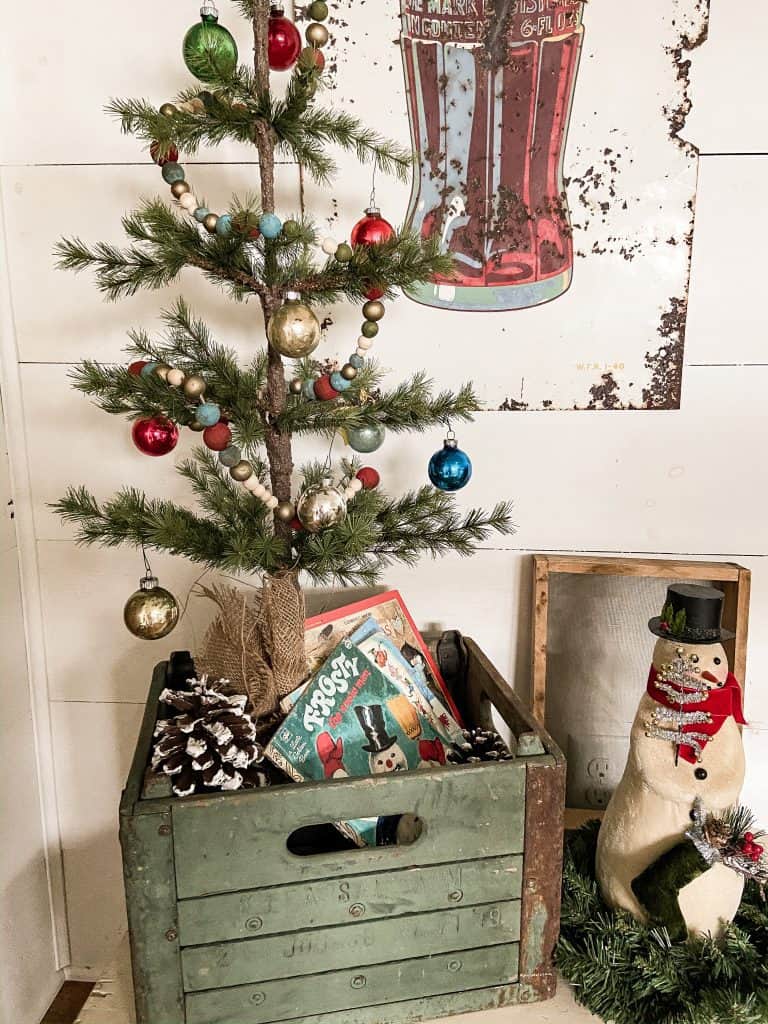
[197, 572, 307, 717]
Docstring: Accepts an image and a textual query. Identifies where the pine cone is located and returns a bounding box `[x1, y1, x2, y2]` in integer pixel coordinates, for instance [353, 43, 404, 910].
[152, 677, 268, 797]
[446, 728, 515, 765]
[703, 816, 732, 851]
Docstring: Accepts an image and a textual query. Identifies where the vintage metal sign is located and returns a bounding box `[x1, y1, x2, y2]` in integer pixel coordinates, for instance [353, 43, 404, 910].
[315, 0, 709, 410]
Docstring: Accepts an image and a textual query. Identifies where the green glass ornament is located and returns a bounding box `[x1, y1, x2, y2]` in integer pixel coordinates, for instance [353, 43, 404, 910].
[183, 3, 238, 83]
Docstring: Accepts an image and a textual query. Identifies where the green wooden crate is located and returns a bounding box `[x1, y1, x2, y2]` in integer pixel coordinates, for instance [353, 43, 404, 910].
[119, 635, 566, 1024]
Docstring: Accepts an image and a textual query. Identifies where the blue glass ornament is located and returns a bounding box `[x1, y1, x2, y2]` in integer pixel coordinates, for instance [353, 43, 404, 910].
[140, 361, 159, 378]
[218, 445, 241, 468]
[161, 162, 185, 184]
[330, 371, 351, 392]
[428, 434, 472, 491]
[194, 207, 209, 222]
[302, 379, 317, 400]
[348, 422, 385, 453]
[259, 212, 283, 238]
[215, 213, 233, 236]
[349, 353, 365, 370]
[195, 402, 221, 426]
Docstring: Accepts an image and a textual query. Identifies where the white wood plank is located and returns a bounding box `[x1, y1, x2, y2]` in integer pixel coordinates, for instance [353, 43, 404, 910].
[685, 156, 768, 366]
[2, 163, 301, 363]
[687, 0, 768, 155]
[0, 395, 16, 555]
[0, 1, 299, 165]
[50, 699, 144, 978]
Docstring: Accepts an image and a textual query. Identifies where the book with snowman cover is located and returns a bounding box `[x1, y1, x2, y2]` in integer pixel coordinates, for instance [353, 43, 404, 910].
[264, 637, 451, 845]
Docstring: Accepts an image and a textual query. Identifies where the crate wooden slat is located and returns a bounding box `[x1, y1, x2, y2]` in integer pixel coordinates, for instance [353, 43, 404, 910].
[119, 636, 565, 1024]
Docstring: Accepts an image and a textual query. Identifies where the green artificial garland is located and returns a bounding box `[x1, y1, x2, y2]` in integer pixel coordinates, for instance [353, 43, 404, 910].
[556, 822, 768, 1024]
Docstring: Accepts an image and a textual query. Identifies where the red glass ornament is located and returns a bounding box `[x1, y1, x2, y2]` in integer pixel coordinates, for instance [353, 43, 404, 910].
[150, 141, 179, 166]
[268, 9, 301, 71]
[364, 285, 385, 301]
[128, 360, 148, 376]
[132, 416, 179, 457]
[356, 467, 380, 490]
[351, 207, 395, 247]
[290, 516, 304, 531]
[314, 375, 339, 401]
[202, 421, 233, 451]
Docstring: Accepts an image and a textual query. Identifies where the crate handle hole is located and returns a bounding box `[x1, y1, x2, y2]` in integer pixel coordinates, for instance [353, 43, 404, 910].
[287, 813, 424, 856]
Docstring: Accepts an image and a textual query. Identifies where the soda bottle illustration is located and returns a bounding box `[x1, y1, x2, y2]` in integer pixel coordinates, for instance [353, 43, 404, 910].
[400, 1, 585, 311]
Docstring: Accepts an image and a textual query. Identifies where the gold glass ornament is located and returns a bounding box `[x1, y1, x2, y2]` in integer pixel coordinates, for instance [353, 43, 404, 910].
[296, 478, 347, 533]
[305, 22, 329, 46]
[276, 500, 296, 522]
[124, 574, 179, 640]
[229, 460, 253, 481]
[268, 292, 321, 358]
[183, 374, 207, 399]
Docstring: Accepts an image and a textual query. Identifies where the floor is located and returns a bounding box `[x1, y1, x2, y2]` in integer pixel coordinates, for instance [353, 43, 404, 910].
[66, 935, 601, 1024]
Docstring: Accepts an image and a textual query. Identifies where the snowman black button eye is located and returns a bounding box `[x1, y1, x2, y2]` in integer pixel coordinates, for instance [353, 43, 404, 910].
[713, 657, 721, 665]
[691, 654, 699, 664]
[695, 767, 708, 781]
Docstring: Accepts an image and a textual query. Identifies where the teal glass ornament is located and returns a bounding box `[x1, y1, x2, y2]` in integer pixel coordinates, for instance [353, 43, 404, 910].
[348, 422, 385, 454]
[218, 445, 241, 468]
[183, 3, 238, 83]
[428, 433, 472, 491]
[215, 213, 233, 236]
[194, 207, 209, 222]
[259, 213, 283, 238]
[330, 371, 351, 392]
[161, 162, 185, 184]
[195, 402, 221, 426]
[140, 361, 159, 378]
[349, 353, 365, 370]
[302, 379, 317, 400]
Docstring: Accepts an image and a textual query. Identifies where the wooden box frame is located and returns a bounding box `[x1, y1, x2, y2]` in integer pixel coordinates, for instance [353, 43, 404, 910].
[529, 555, 750, 824]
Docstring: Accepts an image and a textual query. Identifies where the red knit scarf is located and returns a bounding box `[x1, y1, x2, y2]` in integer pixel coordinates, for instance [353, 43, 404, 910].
[646, 666, 747, 764]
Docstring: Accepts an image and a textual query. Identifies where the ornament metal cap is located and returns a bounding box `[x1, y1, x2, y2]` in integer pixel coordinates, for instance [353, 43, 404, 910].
[270, 3, 285, 12]
[444, 428, 458, 449]
[139, 573, 160, 591]
[200, 1, 219, 17]
[365, 206, 381, 216]
[285, 290, 301, 301]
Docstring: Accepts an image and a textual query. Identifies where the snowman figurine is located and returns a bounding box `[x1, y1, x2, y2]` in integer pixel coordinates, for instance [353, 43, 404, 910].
[596, 583, 747, 940]
[355, 705, 409, 773]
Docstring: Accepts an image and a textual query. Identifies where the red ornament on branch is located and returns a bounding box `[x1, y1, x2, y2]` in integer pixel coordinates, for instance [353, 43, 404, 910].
[356, 467, 380, 490]
[132, 416, 179, 457]
[351, 207, 395, 247]
[268, 6, 301, 71]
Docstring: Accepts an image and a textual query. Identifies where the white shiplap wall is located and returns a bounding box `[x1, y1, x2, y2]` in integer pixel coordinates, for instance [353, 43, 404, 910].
[1, 0, 767, 1000]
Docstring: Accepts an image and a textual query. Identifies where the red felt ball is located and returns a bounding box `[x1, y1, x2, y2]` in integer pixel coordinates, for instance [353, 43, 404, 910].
[132, 416, 179, 457]
[150, 141, 179, 166]
[268, 12, 302, 71]
[364, 285, 385, 301]
[202, 421, 233, 451]
[356, 467, 380, 490]
[128, 360, 148, 376]
[308, 47, 325, 70]
[313, 375, 340, 401]
[351, 210, 395, 247]
[290, 516, 304, 531]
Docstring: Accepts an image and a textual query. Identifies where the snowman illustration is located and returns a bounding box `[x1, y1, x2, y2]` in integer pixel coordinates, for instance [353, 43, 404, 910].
[355, 705, 409, 773]
[596, 584, 747, 939]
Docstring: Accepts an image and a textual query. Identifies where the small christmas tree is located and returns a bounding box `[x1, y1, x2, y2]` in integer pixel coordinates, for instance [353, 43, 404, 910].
[53, 0, 514, 701]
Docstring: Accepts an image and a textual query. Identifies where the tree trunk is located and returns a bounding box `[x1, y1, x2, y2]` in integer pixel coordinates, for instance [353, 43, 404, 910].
[253, 0, 294, 549]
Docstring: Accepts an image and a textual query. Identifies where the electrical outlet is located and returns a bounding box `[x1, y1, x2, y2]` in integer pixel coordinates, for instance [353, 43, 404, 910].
[566, 734, 630, 810]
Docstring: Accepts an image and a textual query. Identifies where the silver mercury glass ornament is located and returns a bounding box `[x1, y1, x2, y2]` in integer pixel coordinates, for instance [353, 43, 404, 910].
[296, 477, 347, 533]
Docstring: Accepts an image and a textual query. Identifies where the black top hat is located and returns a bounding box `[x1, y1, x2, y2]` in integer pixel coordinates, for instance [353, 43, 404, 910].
[354, 704, 399, 753]
[648, 583, 735, 645]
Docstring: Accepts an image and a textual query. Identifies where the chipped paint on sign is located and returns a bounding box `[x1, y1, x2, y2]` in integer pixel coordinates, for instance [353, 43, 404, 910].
[300, 0, 709, 410]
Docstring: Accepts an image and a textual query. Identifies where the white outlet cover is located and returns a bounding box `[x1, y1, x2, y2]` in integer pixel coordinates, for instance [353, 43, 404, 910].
[566, 733, 631, 810]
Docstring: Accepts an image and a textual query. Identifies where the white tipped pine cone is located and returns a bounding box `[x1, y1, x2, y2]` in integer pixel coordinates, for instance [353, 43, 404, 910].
[152, 677, 268, 797]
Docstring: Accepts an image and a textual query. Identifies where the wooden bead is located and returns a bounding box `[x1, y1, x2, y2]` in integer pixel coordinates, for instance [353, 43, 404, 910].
[179, 192, 198, 211]
[265, 495, 279, 510]
[357, 336, 374, 350]
[167, 369, 185, 387]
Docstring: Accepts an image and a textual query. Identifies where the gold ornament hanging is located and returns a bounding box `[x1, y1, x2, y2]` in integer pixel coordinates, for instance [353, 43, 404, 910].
[268, 291, 321, 358]
[124, 574, 179, 640]
[296, 478, 347, 533]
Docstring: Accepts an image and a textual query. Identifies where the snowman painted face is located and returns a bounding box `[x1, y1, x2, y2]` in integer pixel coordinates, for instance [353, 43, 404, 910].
[371, 743, 408, 773]
[652, 638, 729, 688]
